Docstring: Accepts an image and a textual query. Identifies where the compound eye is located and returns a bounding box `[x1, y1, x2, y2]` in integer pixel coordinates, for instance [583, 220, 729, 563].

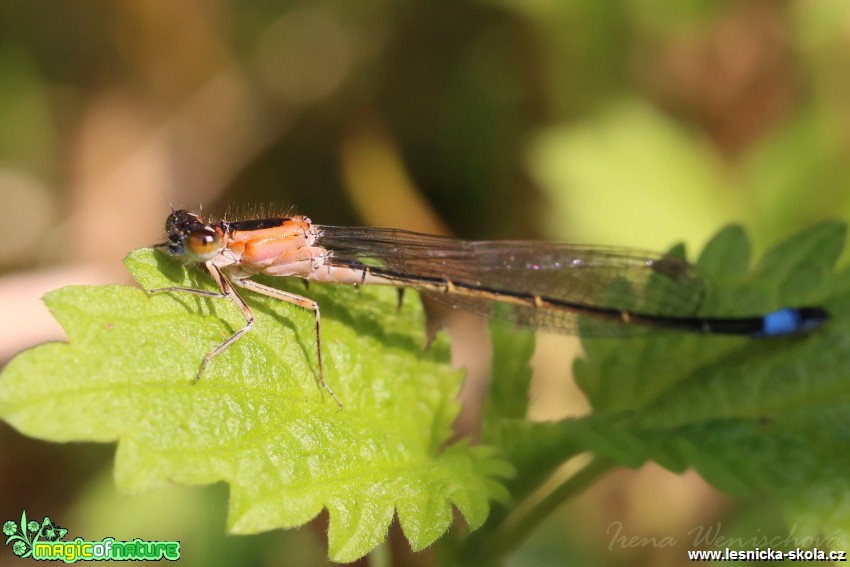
[186, 229, 221, 260]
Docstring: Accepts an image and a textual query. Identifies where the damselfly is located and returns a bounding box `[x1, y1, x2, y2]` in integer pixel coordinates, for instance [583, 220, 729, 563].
[150, 209, 829, 406]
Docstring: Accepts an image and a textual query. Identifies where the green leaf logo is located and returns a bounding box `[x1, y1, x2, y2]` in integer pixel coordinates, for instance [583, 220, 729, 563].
[2, 511, 68, 558]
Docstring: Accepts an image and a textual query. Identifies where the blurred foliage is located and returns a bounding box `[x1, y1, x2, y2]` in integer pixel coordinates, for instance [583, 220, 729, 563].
[1, 1, 849, 244]
[1, 0, 849, 565]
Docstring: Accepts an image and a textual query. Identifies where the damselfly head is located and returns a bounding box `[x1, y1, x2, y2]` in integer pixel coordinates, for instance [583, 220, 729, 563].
[163, 209, 223, 262]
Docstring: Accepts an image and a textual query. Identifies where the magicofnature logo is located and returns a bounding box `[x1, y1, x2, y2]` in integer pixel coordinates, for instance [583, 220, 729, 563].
[3, 511, 180, 562]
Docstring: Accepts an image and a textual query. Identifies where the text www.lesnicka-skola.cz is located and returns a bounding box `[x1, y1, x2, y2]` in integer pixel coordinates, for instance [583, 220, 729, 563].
[687, 547, 846, 561]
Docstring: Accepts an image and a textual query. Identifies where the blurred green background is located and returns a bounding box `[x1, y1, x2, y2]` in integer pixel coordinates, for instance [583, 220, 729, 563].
[1, 1, 848, 565]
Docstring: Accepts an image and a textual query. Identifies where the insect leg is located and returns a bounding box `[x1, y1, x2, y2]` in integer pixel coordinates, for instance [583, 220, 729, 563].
[191, 263, 257, 382]
[149, 263, 256, 382]
[233, 278, 342, 408]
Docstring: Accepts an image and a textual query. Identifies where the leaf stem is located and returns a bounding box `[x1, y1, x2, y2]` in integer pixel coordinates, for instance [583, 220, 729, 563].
[487, 457, 616, 558]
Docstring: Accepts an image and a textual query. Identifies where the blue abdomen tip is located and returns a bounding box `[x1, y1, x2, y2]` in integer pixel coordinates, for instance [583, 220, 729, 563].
[761, 308, 801, 336]
[760, 306, 829, 336]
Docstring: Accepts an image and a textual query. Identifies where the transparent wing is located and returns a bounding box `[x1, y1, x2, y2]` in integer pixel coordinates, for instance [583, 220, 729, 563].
[315, 226, 706, 336]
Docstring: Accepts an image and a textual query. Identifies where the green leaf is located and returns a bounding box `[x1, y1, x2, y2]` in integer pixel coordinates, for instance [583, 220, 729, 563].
[483, 306, 536, 424]
[576, 222, 850, 480]
[469, 222, 850, 559]
[0, 249, 510, 563]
